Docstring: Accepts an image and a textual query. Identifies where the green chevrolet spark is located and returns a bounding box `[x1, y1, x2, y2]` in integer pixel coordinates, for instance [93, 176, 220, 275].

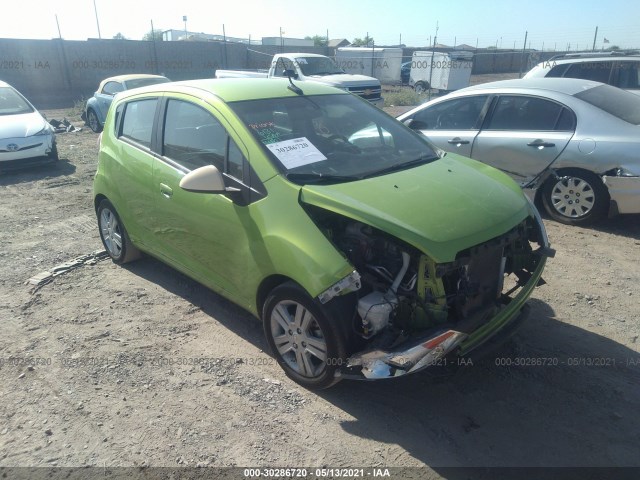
[94, 78, 553, 389]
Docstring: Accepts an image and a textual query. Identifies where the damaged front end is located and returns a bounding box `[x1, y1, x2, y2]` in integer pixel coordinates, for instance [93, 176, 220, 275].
[307, 205, 554, 381]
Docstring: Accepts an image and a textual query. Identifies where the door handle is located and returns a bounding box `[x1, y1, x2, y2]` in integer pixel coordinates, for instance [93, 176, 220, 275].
[527, 139, 556, 148]
[447, 137, 470, 145]
[159, 183, 173, 198]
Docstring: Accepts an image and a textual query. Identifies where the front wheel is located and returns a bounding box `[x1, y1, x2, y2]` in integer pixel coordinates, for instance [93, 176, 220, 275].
[97, 200, 141, 264]
[263, 282, 347, 389]
[541, 169, 609, 226]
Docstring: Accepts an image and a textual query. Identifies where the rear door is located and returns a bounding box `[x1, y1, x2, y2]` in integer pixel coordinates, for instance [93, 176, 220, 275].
[407, 95, 490, 158]
[110, 96, 160, 242]
[471, 95, 576, 184]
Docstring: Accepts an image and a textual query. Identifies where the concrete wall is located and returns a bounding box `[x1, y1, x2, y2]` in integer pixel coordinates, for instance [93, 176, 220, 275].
[0, 38, 329, 108]
[0, 37, 562, 108]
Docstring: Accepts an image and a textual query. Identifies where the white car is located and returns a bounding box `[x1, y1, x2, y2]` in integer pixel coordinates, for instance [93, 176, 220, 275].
[0, 80, 57, 172]
[524, 53, 640, 96]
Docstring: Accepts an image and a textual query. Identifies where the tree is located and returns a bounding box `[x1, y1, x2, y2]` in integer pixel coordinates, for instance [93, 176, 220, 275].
[305, 35, 328, 47]
[142, 29, 163, 41]
[352, 35, 374, 47]
[607, 45, 620, 51]
[112, 32, 127, 40]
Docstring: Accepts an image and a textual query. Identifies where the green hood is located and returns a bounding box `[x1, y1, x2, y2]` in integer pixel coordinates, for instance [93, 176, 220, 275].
[299, 154, 531, 262]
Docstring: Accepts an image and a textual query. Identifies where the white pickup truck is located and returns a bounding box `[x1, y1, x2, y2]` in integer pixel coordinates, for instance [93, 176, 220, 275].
[215, 53, 383, 106]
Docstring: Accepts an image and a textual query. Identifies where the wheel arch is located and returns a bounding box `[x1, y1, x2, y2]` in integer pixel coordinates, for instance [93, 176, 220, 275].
[256, 274, 298, 318]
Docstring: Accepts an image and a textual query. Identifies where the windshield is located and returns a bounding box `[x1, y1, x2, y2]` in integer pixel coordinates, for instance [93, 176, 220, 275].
[124, 77, 170, 90]
[574, 84, 640, 125]
[230, 94, 439, 184]
[0, 87, 34, 115]
[295, 57, 344, 76]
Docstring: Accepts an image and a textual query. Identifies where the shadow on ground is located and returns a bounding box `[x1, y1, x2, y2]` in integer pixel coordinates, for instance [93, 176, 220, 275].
[124, 258, 640, 471]
[0, 159, 76, 185]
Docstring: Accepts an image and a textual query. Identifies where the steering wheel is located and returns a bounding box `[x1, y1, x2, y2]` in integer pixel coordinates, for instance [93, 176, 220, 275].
[327, 134, 361, 153]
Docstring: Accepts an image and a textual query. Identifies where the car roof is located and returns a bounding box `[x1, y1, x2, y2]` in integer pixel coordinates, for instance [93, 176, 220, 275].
[284, 53, 332, 58]
[460, 78, 603, 96]
[98, 74, 168, 90]
[546, 54, 640, 64]
[113, 78, 348, 103]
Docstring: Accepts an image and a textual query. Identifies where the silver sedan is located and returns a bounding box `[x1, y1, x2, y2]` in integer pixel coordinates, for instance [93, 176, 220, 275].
[398, 78, 640, 225]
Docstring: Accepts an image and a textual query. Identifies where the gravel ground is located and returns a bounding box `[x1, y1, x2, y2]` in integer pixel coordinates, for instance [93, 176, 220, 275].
[0, 107, 639, 477]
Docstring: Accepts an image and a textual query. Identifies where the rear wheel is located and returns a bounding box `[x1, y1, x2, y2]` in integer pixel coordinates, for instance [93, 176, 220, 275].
[87, 109, 102, 133]
[97, 200, 140, 264]
[263, 282, 347, 389]
[414, 81, 429, 94]
[541, 168, 609, 226]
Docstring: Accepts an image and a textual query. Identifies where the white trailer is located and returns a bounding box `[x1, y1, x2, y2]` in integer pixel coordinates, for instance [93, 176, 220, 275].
[409, 51, 474, 93]
[335, 47, 403, 84]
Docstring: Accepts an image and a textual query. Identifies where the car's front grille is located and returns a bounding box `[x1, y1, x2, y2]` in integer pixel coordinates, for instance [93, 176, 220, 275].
[348, 85, 382, 100]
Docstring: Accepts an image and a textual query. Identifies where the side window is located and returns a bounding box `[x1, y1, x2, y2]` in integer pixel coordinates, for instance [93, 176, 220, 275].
[564, 62, 612, 84]
[412, 96, 488, 130]
[272, 58, 294, 77]
[546, 64, 570, 78]
[162, 100, 226, 172]
[486, 96, 572, 131]
[102, 81, 124, 96]
[120, 98, 157, 148]
[615, 62, 640, 89]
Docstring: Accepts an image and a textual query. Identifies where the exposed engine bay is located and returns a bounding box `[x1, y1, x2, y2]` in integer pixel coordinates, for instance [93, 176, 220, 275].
[307, 205, 550, 364]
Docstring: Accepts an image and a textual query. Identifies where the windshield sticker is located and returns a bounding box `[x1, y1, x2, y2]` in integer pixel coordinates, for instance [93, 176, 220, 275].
[266, 137, 327, 169]
[295, 57, 308, 64]
[248, 121, 282, 144]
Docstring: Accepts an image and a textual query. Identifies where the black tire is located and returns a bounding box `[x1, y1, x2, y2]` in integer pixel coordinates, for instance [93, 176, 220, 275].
[87, 109, 103, 133]
[49, 143, 59, 162]
[262, 282, 347, 389]
[97, 200, 140, 264]
[414, 81, 429, 94]
[541, 168, 609, 226]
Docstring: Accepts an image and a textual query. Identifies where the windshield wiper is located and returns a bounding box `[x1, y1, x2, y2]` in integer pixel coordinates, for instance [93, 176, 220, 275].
[285, 172, 362, 184]
[361, 155, 438, 179]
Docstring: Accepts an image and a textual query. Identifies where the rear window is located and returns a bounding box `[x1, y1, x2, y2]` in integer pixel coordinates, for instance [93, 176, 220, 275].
[574, 84, 640, 125]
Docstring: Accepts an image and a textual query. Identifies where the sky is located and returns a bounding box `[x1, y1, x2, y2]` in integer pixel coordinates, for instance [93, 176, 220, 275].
[3, 0, 639, 50]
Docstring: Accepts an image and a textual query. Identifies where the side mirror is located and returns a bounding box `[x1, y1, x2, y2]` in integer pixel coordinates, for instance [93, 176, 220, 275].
[179, 165, 226, 193]
[403, 118, 429, 130]
[283, 69, 299, 79]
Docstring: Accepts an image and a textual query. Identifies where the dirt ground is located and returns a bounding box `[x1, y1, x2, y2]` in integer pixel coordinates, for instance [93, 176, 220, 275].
[0, 104, 639, 478]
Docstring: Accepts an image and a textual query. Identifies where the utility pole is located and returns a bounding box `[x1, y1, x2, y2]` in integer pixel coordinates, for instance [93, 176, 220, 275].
[183, 15, 187, 40]
[223, 24, 228, 68]
[55, 14, 62, 39]
[93, 0, 101, 39]
[518, 30, 528, 78]
[592, 26, 598, 51]
[428, 21, 438, 100]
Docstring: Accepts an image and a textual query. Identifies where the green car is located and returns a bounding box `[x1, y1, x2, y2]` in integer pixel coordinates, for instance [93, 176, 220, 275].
[94, 78, 553, 389]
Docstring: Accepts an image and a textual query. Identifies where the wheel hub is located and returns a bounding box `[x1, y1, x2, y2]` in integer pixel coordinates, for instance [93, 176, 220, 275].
[550, 176, 595, 218]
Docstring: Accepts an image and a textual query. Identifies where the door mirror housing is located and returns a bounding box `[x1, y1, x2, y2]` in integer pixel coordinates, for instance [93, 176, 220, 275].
[283, 69, 299, 79]
[179, 165, 226, 193]
[403, 118, 429, 130]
